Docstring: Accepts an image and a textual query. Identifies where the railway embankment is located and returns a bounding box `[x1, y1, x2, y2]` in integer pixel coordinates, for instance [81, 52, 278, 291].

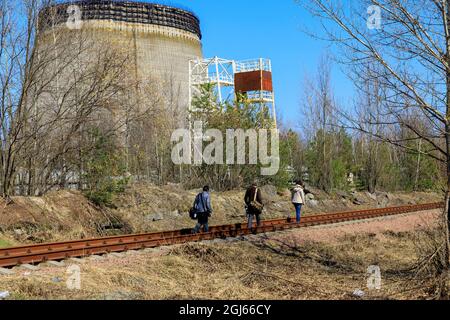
[0, 182, 442, 247]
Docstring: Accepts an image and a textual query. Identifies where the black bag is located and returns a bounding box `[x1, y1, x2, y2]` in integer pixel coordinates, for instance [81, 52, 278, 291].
[189, 193, 199, 220]
[189, 207, 198, 220]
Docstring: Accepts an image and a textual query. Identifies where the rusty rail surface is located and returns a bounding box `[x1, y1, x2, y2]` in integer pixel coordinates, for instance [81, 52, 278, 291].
[0, 202, 443, 268]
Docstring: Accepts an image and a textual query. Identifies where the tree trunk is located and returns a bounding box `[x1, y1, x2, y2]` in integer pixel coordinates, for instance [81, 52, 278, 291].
[444, 0, 450, 290]
[440, 1, 450, 296]
[445, 123, 450, 268]
[414, 139, 422, 192]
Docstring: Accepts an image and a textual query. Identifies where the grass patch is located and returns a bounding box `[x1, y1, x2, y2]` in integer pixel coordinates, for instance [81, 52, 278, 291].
[0, 238, 11, 248]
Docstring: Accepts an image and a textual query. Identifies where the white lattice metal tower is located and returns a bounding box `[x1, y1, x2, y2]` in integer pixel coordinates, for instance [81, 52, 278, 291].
[188, 56, 235, 108]
[189, 56, 277, 126]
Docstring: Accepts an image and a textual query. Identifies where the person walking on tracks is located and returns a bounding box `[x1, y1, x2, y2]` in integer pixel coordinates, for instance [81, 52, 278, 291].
[291, 180, 306, 224]
[192, 186, 213, 234]
[244, 183, 264, 229]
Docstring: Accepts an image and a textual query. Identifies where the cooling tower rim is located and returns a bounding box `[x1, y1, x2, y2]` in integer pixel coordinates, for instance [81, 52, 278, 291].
[50, 0, 200, 20]
[40, 0, 202, 39]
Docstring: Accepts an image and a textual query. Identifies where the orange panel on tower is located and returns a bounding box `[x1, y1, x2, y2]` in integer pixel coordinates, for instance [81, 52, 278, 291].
[235, 70, 273, 93]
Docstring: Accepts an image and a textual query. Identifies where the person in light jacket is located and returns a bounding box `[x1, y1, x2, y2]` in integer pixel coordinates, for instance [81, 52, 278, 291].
[291, 180, 306, 223]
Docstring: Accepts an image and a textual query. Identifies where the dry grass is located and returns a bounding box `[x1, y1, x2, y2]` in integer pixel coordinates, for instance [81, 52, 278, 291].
[1, 226, 448, 300]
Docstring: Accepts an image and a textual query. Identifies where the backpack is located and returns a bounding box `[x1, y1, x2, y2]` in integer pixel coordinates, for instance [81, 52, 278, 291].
[249, 188, 264, 213]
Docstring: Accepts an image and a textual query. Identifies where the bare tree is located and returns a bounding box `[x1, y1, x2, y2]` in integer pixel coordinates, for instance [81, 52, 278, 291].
[353, 65, 385, 193]
[299, 0, 450, 295]
[0, 0, 49, 197]
[0, 0, 159, 197]
[301, 56, 340, 191]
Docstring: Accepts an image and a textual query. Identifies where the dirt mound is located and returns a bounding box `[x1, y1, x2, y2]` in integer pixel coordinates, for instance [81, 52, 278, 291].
[0, 190, 130, 244]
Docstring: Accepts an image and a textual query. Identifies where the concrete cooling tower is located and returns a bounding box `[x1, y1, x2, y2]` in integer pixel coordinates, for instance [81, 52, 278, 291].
[38, 0, 203, 120]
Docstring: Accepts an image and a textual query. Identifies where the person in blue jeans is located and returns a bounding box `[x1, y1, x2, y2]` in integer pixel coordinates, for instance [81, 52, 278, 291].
[291, 180, 306, 223]
[193, 186, 213, 233]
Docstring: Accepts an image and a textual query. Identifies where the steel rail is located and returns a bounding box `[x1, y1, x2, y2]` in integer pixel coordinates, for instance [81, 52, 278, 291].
[0, 202, 443, 268]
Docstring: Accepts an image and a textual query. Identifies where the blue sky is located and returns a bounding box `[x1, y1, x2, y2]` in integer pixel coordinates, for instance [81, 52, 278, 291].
[172, 0, 355, 129]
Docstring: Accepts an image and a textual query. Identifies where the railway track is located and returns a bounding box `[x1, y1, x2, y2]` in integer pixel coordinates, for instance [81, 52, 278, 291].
[0, 202, 443, 268]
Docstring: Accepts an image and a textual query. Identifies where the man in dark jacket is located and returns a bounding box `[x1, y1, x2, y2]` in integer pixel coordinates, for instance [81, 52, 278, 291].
[193, 186, 213, 233]
[244, 183, 263, 229]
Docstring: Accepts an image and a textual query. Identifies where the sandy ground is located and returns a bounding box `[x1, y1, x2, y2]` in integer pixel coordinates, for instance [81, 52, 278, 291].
[273, 209, 440, 244]
[0, 208, 444, 300]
